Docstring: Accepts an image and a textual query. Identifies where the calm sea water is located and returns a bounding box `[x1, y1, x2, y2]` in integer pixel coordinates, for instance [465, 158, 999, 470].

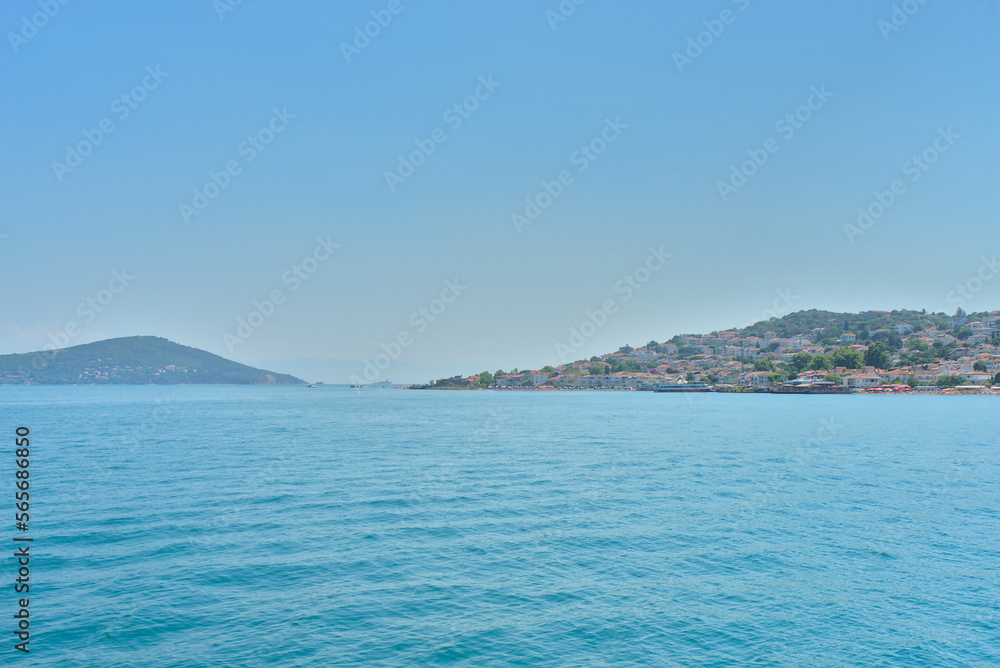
[2, 386, 998, 666]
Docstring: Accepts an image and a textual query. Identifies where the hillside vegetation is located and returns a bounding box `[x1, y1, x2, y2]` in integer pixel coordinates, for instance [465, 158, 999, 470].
[0, 336, 304, 385]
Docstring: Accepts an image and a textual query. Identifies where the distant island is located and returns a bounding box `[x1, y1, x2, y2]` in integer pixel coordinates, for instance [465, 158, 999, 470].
[0, 336, 305, 385]
[412, 308, 1000, 393]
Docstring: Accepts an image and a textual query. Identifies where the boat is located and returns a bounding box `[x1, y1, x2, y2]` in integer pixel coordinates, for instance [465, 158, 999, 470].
[654, 381, 712, 392]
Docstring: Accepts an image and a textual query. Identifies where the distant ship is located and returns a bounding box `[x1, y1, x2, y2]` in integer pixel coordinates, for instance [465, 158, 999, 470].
[654, 382, 711, 393]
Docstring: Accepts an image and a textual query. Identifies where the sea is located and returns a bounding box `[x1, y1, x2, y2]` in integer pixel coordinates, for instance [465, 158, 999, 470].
[2, 386, 998, 666]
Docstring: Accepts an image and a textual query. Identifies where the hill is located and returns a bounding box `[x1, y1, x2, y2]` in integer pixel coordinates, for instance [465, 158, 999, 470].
[734, 308, 948, 343]
[0, 336, 305, 385]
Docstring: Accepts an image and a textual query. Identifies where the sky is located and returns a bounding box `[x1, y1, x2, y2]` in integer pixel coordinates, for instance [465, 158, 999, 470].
[1, 0, 999, 383]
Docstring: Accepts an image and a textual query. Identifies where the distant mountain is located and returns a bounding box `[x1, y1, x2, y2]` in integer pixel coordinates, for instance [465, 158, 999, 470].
[0, 336, 305, 385]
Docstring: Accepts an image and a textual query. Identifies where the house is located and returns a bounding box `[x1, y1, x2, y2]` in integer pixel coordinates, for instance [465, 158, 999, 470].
[895, 323, 913, 334]
[788, 336, 811, 350]
[844, 373, 881, 389]
[742, 371, 774, 388]
[957, 370, 991, 384]
[840, 332, 857, 342]
[764, 331, 778, 341]
[526, 371, 550, 385]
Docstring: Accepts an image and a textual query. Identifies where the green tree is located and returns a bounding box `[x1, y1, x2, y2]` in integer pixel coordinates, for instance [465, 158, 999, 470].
[864, 341, 891, 369]
[937, 374, 971, 388]
[809, 354, 833, 371]
[833, 347, 863, 369]
[788, 352, 813, 374]
[753, 359, 776, 372]
[588, 364, 606, 376]
[541, 365, 555, 373]
[973, 361, 986, 372]
[995, 372, 1000, 385]
[478, 371, 494, 387]
[908, 338, 928, 352]
[685, 371, 696, 382]
[823, 372, 842, 384]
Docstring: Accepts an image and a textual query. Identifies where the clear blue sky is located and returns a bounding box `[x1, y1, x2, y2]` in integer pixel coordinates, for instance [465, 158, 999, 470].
[2, 1, 999, 382]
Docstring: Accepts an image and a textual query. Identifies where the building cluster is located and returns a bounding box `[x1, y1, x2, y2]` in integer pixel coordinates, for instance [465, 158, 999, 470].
[436, 310, 1000, 391]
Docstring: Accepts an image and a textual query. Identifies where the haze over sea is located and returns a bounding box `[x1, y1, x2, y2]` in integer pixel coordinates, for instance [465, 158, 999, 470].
[5, 386, 999, 666]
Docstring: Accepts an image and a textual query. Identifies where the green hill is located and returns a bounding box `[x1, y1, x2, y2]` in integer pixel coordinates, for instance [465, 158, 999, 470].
[0, 336, 305, 385]
[735, 308, 951, 343]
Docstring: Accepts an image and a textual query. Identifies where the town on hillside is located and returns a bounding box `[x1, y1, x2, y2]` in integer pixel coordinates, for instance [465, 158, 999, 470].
[415, 309, 1000, 394]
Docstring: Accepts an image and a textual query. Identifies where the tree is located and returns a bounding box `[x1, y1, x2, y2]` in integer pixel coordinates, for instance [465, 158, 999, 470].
[588, 364, 606, 376]
[907, 375, 919, 388]
[478, 371, 494, 387]
[974, 361, 987, 372]
[541, 365, 555, 373]
[995, 372, 1000, 385]
[937, 374, 971, 388]
[685, 371, 696, 382]
[753, 359, 776, 372]
[954, 307, 966, 318]
[908, 338, 928, 352]
[618, 345, 634, 354]
[833, 348, 863, 369]
[788, 352, 813, 374]
[705, 373, 718, 385]
[864, 341, 891, 369]
[823, 372, 842, 384]
[809, 354, 833, 371]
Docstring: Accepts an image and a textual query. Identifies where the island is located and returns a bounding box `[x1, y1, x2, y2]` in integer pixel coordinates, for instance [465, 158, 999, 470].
[411, 308, 1000, 394]
[0, 336, 305, 385]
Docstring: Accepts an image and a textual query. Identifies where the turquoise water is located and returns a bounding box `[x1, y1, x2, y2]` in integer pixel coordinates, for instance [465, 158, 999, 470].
[2, 387, 998, 666]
